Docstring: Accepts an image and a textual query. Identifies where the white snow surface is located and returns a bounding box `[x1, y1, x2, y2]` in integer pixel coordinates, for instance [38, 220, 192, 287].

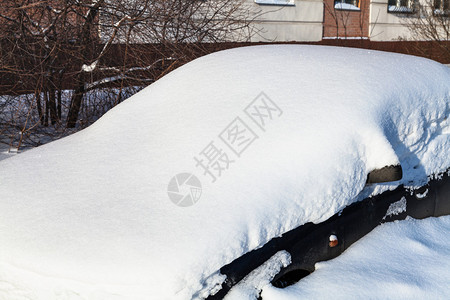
[0, 144, 16, 162]
[262, 216, 450, 299]
[81, 60, 98, 72]
[0, 45, 449, 299]
[383, 196, 407, 220]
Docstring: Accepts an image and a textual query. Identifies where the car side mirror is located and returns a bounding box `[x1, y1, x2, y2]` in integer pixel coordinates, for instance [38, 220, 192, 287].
[366, 164, 403, 184]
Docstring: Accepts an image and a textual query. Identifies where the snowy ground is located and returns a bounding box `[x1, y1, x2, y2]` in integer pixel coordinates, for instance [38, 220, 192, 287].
[0, 143, 24, 162]
[260, 216, 450, 300]
[0, 87, 141, 153]
[0, 144, 11, 161]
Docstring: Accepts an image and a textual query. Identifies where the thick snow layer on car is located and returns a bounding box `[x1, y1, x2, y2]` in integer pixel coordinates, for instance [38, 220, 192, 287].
[261, 215, 450, 299]
[0, 45, 449, 299]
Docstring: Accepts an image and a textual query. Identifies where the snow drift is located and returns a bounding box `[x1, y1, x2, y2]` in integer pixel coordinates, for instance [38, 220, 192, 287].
[261, 215, 450, 300]
[0, 45, 449, 299]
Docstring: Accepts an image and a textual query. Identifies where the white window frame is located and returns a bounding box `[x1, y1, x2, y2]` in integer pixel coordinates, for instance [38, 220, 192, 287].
[334, 0, 361, 11]
[254, 0, 295, 6]
[434, 0, 450, 15]
[388, 0, 415, 13]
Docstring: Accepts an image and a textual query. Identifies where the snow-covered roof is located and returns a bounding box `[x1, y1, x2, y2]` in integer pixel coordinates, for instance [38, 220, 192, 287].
[0, 45, 449, 299]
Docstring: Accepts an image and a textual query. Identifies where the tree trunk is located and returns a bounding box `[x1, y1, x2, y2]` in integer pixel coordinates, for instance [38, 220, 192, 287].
[43, 90, 49, 127]
[57, 89, 62, 121]
[66, 0, 104, 128]
[49, 87, 58, 125]
[35, 90, 44, 125]
[66, 81, 85, 128]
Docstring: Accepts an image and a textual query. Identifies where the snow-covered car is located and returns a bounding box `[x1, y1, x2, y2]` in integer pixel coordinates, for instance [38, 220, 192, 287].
[0, 45, 449, 300]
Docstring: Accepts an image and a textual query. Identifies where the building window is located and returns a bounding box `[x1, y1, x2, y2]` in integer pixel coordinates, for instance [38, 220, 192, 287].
[388, 0, 415, 13]
[254, 0, 295, 6]
[434, 0, 449, 15]
[334, 0, 361, 11]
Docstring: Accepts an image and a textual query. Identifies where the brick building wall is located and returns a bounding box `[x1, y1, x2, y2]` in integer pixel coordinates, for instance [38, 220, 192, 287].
[323, 0, 370, 38]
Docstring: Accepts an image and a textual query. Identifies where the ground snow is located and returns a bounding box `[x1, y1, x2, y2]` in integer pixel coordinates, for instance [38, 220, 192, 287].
[0, 45, 449, 299]
[261, 216, 450, 299]
[0, 144, 15, 162]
